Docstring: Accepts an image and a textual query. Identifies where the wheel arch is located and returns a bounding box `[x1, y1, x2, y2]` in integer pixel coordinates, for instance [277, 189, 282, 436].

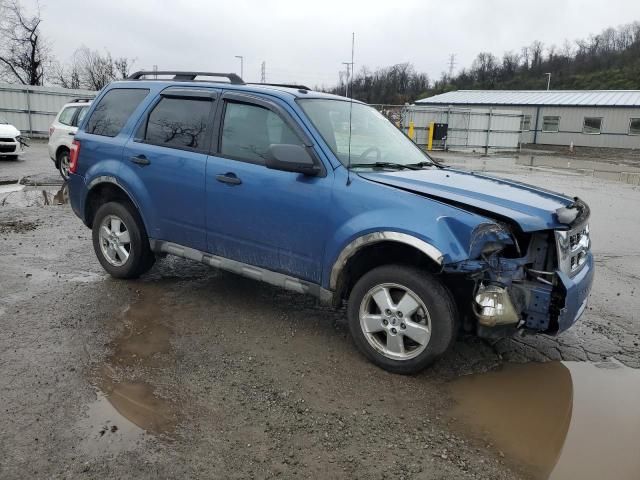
[84, 177, 146, 230]
[330, 232, 445, 307]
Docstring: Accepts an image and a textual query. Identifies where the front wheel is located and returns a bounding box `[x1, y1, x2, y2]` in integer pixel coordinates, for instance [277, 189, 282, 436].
[91, 201, 155, 278]
[347, 265, 457, 374]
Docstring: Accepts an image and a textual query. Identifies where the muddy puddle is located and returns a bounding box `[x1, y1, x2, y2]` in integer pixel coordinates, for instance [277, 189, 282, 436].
[0, 182, 68, 207]
[449, 361, 640, 480]
[79, 287, 179, 455]
[443, 155, 640, 186]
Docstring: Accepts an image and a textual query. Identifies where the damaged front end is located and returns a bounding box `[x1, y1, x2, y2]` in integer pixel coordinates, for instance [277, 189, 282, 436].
[443, 198, 594, 338]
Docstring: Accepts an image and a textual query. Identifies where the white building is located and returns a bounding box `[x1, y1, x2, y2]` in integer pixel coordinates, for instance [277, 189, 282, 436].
[416, 90, 640, 149]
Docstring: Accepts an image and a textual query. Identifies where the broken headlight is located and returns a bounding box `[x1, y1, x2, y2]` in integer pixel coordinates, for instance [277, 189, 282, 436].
[473, 283, 519, 327]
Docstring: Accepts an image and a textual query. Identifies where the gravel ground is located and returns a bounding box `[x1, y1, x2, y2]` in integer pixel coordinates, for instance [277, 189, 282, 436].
[1, 144, 639, 479]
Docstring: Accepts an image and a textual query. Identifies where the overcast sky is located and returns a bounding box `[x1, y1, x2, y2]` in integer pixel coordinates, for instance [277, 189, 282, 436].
[25, 0, 640, 87]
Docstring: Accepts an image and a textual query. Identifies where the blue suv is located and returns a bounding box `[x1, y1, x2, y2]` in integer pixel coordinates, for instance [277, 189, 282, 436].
[67, 71, 594, 374]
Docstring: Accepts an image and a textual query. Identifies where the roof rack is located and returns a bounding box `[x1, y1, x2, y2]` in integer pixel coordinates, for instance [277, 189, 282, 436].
[127, 71, 244, 85]
[70, 98, 93, 103]
[249, 82, 311, 91]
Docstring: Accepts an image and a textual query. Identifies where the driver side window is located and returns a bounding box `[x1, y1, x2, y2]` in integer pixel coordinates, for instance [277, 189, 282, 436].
[220, 102, 304, 164]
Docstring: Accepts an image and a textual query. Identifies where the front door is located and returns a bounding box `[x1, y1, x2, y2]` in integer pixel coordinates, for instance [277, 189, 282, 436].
[205, 93, 332, 284]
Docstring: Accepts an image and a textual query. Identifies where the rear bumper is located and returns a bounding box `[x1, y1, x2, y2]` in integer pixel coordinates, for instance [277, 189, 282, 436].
[556, 252, 595, 332]
[68, 172, 89, 225]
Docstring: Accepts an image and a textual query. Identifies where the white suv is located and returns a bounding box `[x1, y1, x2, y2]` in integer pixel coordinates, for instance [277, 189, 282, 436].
[48, 99, 92, 179]
[0, 116, 23, 158]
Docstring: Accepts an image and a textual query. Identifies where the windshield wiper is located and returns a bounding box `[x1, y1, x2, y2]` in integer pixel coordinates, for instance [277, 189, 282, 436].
[406, 161, 444, 169]
[350, 162, 419, 170]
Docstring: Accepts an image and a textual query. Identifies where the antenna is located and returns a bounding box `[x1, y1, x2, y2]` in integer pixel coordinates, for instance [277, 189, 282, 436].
[346, 32, 355, 186]
[447, 54, 457, 78]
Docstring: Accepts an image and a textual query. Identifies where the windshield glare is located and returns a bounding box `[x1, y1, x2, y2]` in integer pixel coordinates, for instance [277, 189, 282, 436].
[298, 99, 432, 168]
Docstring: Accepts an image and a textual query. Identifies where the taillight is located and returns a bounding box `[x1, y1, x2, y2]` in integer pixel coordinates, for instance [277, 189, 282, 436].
[49, 126, 54, 137]
[69, 140, 80, 174]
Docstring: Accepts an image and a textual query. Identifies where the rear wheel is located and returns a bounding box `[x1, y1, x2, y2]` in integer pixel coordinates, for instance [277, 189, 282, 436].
[92, 201, 155, 278]
[57, 148, 70, 180]
[347, 264, 457, 374]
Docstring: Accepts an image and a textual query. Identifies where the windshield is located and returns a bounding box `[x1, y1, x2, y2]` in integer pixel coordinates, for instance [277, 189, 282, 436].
[298, 99, 434, 168]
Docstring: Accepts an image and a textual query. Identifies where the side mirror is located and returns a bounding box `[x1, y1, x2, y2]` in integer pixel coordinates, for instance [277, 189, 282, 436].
[265, 144, 321, 176]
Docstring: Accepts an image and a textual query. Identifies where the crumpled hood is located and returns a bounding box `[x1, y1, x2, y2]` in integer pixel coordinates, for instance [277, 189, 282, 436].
[358, 168, 575, 232]
[0, 123, 20, 138]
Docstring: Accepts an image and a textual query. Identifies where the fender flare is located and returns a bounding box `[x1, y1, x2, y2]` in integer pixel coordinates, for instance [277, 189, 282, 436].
[328, 231, 444, 290]
[85, 175, 146, 227]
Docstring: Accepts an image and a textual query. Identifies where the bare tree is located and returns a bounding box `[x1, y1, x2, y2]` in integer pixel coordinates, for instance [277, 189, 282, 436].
[0, 0, 49, 85]
[53, 47, 134, 90]
[51, 52, 82, 89]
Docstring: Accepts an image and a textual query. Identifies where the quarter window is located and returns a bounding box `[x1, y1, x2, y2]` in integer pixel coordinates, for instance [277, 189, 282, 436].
[58, 107, 78, 126]
[144, 97, 212, 151]
[583, 117, 602, 134]
[86, 89, 149, 137]
[542, 116, 560, 133]
[74, 106, 89, 127]
[520, 115, 531, 131]
[220, 102, 303, 163]
[629, 118, 640, 135]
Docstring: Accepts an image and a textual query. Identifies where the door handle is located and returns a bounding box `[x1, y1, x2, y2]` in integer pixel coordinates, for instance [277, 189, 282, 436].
[130, 155, 151, 166]
[216, 173, 242, 185]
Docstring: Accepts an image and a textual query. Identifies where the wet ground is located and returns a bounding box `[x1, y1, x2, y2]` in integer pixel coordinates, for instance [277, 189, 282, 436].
[1, 143, 639, 479]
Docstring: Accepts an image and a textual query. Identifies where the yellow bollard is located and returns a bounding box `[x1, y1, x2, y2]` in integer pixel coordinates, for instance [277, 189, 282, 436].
[427, 122, 435, 151]
[408, 121, 415, 141]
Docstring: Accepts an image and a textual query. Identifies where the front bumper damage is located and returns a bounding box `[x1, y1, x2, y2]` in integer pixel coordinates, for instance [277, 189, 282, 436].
[443, 198, 594, 338]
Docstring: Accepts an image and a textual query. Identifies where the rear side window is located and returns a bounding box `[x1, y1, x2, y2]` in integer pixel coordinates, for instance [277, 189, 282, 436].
[220, 102, 303, 163]
[86, 89, 149, 137]
[144, 97, 212, 151]
[58, 107, 78, 126]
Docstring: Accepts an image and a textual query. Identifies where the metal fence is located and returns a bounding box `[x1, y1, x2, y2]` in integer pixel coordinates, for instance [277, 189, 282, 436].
[373, 104, 523, 152]
[0, 83, 96, 137]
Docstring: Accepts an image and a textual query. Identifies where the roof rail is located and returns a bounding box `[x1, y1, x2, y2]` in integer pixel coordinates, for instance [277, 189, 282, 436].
[248, 82, 311, 91]
[127, 71, 244, 84]
[70, 98, 93, 103]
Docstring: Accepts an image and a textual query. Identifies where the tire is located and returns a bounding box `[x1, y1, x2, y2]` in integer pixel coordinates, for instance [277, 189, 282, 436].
[347, 264, 458, 374]
[91, 201, 155, 279]
[57, 148, 70, 180]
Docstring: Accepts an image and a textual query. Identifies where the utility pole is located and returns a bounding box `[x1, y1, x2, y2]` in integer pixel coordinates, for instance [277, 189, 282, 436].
[448, 53, 457, 78]
[260, 61, 266, 83]
[545, 72, 551, 90]
[235, 55, 244, 80]
[342, 61, 353, 97]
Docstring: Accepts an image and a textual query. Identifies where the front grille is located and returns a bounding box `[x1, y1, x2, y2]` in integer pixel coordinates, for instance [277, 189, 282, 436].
[0, 144, 16, 153]
[0, 137, 14, 142]
[556, 223, 590, 276]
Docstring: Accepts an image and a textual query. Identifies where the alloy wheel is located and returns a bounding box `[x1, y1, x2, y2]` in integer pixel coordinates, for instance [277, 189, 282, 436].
[359, 283, 432, 360]
[98, 214, 131, 266]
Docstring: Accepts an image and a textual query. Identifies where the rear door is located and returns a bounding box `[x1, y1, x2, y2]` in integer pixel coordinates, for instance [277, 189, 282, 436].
[204, 92, 332, 283]
[50, 105, 79, 148]
[121, 87, 218, 252]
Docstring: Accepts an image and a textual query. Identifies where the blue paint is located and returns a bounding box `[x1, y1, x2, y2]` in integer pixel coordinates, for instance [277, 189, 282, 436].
[68, 79, 594, 338]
